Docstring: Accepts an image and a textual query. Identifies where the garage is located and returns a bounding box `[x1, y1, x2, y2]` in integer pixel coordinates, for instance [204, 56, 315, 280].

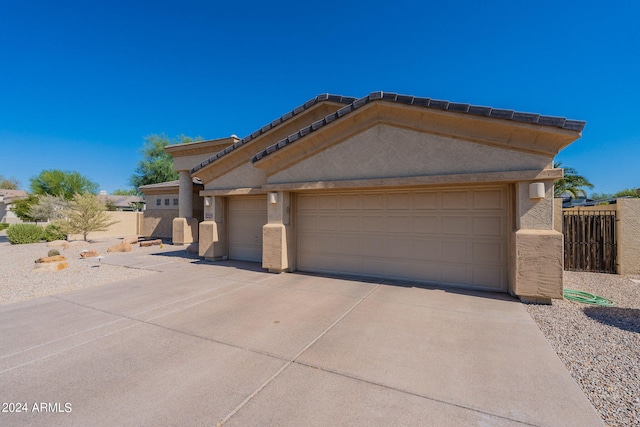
[296, 187, 509, 291]
[227, 196, 267, 262]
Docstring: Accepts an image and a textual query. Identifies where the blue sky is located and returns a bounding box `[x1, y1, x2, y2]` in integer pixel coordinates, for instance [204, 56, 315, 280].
[1, 0, 638, 195]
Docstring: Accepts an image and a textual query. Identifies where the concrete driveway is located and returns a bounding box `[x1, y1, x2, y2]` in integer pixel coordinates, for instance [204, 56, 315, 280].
[0, 259, 603, 426]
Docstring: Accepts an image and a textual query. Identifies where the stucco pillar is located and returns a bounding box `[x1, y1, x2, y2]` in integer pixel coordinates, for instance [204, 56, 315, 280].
[178, 170, 193, 218]
[262, 191, 294, 273]
[172, 170, 198, 245]
[511, 180, 563, 303]
[199, 196, 227, 260]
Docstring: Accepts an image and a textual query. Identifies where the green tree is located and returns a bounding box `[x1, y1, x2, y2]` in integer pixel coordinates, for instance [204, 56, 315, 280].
[30, 169, 99, 200]
[10, 194, 40, 222]
[554, 162, 594, 198]
[112, 188, 138, 196]
[0, 175, 20, 190]
[56, 193, 118, 241]
[591, 188, 640, 200]
[129, 134, 202, 190]
[28, 195, 70, 222]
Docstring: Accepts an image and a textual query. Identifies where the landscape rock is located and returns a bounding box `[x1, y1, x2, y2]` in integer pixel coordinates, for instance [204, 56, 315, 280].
[107, 242, 131, 253]
[33, 261, 69, 272]
[47, 240, 69, 249]
[80, 250, 100, 258]
[122, 235, 139, 245]
[139, 239, 162, 247]
[35, 255, 67, 263]
[186, 243, 199, 254]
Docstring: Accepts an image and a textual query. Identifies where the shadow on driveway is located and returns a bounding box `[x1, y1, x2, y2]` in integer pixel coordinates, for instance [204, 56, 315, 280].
[583, 306, 640, 333]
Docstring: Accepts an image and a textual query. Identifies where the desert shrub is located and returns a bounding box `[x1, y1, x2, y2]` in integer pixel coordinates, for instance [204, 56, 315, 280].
[0, 223, 9, 231]
[43, 223, 66, 242]
[48, 249, 60, 257]
[6, 224, 44, 244]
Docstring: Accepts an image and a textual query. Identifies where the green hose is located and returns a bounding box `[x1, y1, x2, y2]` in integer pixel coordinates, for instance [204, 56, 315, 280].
[563, 289, 615, 306]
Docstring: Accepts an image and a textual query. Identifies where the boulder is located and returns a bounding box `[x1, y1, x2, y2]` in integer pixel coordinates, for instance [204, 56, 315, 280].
[107, 242, 132, 253]
[186, 243, 199, 254]
[35, 255, 67, 263]
[122, 235, 139, 245]
[80, 250, 100, 258]
[139, 239, 162, 247]
[47, 240, 69, 249]
[34, 261, 69, 272]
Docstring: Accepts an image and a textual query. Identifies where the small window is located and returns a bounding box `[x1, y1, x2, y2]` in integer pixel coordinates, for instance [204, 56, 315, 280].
[156, 198, 161, 206]
[173, 198, 179, 206]
[164, 198, 170, 206]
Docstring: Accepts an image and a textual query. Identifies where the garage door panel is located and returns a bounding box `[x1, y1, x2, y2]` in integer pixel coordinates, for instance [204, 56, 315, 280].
[473, 217, 503, 236]
[413, 215, 442, 234]
[473, 266, 506, 288]
[297, 187, 507, 291]
[413, 192, 439, 209]
[387, 215, 413, 233]
[442, 191, 469, 209]
[441, 216, 470, 234]
[474, 189, 504, 209]
[473, 242, 505, 264]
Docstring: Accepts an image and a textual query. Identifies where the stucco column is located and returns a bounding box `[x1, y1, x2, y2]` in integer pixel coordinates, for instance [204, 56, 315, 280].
[172, 170, 198, 245]
[511, 180, 563, 303]
[199, 196, 227, 260]
[178, 170, 193, 218]
[262, 191, 294, 273]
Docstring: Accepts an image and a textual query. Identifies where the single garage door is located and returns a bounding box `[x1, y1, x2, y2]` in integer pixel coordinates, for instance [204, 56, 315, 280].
[297, 187, 508, 291]
[228, 196, 267, 262]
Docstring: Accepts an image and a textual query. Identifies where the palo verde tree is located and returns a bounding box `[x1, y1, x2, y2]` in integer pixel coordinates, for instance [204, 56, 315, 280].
[30, 169, 99, 200]
[56, 193, 118, 241]
[129, 134, 202, 190]
[554, 162, 594, 198]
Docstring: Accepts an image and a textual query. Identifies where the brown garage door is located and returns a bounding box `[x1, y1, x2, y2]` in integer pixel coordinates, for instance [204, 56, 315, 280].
[228, 196, 267, 262]
[296, 187, 508, 291]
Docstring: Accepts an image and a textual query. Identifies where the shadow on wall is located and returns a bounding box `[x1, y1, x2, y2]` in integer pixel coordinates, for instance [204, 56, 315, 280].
[583, 306, 640, 333]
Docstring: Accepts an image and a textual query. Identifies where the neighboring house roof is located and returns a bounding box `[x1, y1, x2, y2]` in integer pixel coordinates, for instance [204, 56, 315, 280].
[98, 195, 143, 208]
[190, 94, 356, 174]
[139, 178, 202, 190]
[0, 189, 28, 203]
[251, 91, 587, 163]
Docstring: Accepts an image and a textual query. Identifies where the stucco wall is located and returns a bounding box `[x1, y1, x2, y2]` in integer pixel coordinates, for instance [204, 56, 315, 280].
[204, 162, 267, 190]
[68, 211, 142, 241]
[267, 124, 552, 184]
[617, 198, 640, 275]
[142, 209, 179, 238]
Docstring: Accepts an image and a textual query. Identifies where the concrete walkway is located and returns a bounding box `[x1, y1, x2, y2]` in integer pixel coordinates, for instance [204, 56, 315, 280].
[0, 256, 603, 426]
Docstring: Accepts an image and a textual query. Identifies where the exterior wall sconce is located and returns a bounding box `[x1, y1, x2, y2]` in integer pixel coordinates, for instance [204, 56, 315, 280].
[204, 196, 211, 207]
[269, 192, 279, 204]
[529, 183, 546, 200]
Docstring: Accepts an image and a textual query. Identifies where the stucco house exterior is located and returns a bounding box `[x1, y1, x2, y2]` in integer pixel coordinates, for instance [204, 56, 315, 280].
[0, 189, 28, 224]
[141, 92, 586, 302]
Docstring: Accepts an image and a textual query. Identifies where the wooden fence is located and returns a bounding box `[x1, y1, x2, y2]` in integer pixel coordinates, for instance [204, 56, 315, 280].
[563, 210, 617, 273]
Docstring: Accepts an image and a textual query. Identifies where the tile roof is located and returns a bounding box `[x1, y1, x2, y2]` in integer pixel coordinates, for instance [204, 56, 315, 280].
[190, 94, 356, 174]
[251, 91, 587, 163]
[138, 178, 203, 190]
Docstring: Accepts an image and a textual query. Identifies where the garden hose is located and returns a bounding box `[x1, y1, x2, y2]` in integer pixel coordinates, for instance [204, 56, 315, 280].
[563, 289, 615, 306]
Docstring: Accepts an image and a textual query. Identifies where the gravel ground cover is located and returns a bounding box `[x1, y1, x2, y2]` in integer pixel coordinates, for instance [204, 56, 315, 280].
[527, 271, 640, 427]
[0, 234, 198, 306]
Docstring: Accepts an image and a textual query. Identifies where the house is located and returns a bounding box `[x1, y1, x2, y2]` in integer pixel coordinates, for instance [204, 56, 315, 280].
[97, 192, 144, 212]
[0, 189, 28, 224]
[141, 92, 586, 302]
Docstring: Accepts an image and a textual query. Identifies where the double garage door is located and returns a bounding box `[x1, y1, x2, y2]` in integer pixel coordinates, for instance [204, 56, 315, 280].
[296, 187, 509, 291]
